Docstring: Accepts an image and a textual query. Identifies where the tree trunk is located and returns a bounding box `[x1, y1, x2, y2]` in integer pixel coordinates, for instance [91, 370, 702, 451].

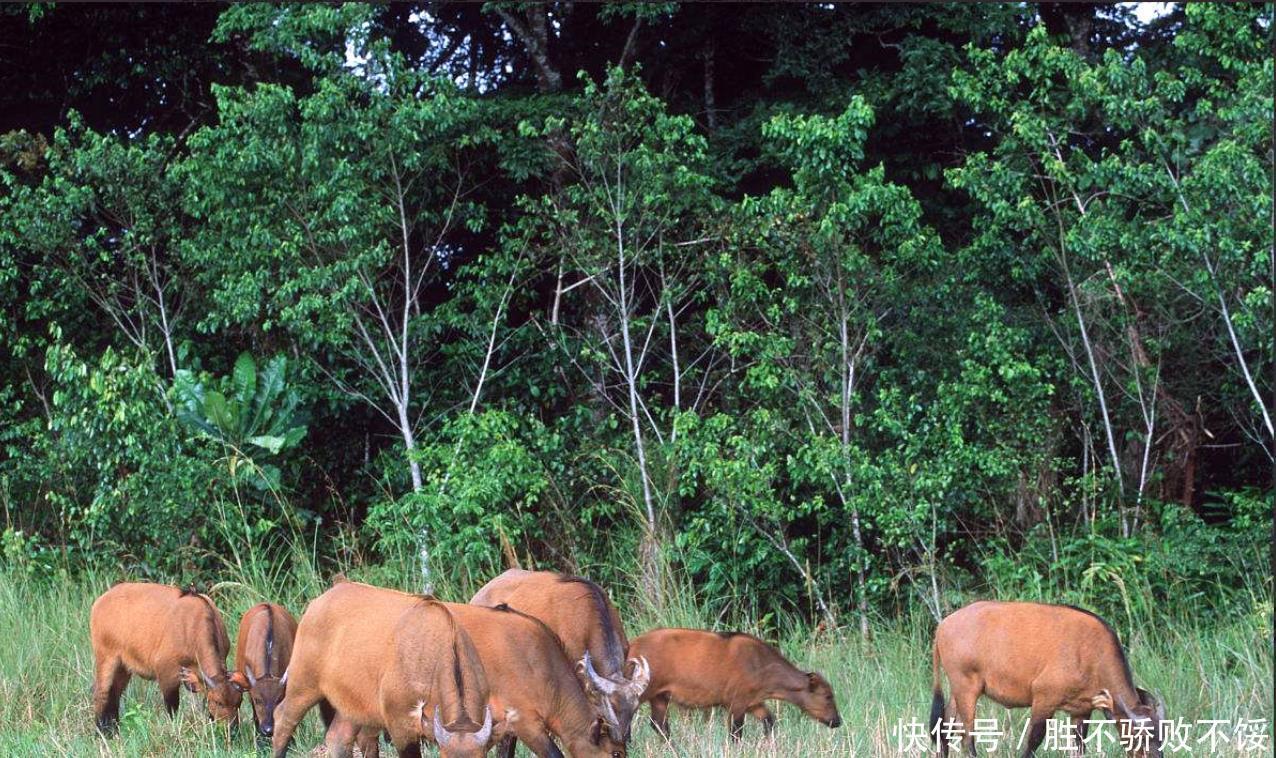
[495, 5, 563, 93]
[617, 225, 661, 601]
[703, 42, 717, 130]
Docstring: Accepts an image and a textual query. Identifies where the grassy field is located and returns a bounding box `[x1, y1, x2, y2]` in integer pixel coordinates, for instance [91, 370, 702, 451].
[1, 561, 1270, 757]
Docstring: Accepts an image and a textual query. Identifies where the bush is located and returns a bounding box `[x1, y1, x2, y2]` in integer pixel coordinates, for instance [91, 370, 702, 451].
[980, 493, 1269, 630]
[366, 410, 562, 589]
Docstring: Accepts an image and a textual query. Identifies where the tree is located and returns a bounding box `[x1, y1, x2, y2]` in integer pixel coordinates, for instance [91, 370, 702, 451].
[182, 45, 488, 495]
[524, 68, 719, 593]
[949, 7, 1272, 531]
[3, 120, 189, 381]
[734, 99, 939, 635]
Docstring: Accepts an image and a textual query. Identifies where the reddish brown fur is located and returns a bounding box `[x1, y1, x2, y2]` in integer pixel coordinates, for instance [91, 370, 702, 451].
[443, 601, 627, 758]
[931, 601, 1164, 757]
[89, 582, 242, 733]
[233, 603, 298, 738]
[471, 569, 647, 742]
[627, 628, 841, 742]
[270, 582, 493, 758]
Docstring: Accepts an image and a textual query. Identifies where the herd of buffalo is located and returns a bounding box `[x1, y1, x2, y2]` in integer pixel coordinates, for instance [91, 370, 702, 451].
[89, 569, 1165, 757]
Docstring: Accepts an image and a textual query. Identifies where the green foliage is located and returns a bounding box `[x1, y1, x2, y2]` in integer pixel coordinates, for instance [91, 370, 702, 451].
[367, 411, 560, 586]
[173, 352, 307, 490]
[37, 342, 215, 570]
[0, 4, 1268, 630]
[981, 495, 1270, 631]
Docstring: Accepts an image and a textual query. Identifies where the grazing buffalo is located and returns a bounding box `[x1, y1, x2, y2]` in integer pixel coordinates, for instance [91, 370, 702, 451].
[90, 582, 243, 733]
[445, 601, 628, 758]
[930, 601, 1165, 757]
[233, 602, 297, 739]
[270, 581, 494, 758]
[627, 628, 841, 741]
[471, 569, 649, 744]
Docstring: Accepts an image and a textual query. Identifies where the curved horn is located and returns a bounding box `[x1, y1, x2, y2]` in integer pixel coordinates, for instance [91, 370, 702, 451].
[1091, 689, 1114, 712]
[627, 656, 651, 693]
[579, 651, 616, 694]
[244, 667, 257, 688]
[432, 706, 453, 749]
[474, 705, 493, 745]
[199, 668, 217, 690]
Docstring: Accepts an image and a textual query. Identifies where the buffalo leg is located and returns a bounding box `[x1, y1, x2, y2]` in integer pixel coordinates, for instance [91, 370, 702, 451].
[497, 734, 517, 758]
[729, 709, 747, 741]
[750, 704, 775, 737]
[92, 657, 129, 734]
[271, 687, 322, 758]
[509, 723, 563, 758]
[1020, 705, 1052, 758]
[390, 737, 421, 758]
[950, 679, 980, 756]
[358, 727, 382, 758]
[1071, 714, 1090, 755]
[159, 675, 182, 717]
[649, 693, 672, 740]
[323, 713, 358, 758]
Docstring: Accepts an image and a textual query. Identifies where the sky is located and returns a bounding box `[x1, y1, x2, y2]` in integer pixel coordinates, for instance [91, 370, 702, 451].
[1123, 3, 1175, 25]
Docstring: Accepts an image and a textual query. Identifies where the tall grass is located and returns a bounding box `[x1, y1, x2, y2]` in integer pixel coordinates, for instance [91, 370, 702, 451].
[1, 544, 1270, 757]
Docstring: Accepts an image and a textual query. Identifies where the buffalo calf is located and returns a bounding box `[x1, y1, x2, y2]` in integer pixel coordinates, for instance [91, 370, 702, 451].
[627, 628, 841, 742]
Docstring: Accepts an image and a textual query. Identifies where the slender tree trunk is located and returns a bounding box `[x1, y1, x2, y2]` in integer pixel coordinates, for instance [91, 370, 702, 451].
[1164, 162, 1273, 444]
[618, 238, 657, 534]
[1204, 250, 1274, 440]
[836, 274, 869, 638]
[666, 286, 681, 443]
[1061, 253, 1124, 497]
[394, 399, 422, 493]
[616, 222, 661, 601]
[703, 42, 717, 130]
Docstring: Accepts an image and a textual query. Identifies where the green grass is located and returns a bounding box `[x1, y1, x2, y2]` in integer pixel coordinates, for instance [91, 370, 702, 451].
[0, 561, 1270, 757]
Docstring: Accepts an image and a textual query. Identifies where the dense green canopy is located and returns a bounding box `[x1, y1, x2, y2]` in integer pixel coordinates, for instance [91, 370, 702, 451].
[0, 3, 1270, 626]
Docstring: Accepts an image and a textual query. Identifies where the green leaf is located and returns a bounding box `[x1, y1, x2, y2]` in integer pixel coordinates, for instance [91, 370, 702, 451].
[232, 352, 257, 408]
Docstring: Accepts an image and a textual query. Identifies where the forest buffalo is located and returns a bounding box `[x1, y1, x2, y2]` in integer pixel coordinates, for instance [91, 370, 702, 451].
[626, 628, 841, 741]
[446, 600, 628, 758]
[470, 569, 649, 744]
[269, 581, 494, 758]
[90, 582, 243, 733]
[233, 602, 297, 739]
[930, 600, 1165, 757]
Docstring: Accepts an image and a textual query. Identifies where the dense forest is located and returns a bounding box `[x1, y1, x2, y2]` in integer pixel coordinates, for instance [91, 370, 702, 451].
[0, 2, 1271, 634]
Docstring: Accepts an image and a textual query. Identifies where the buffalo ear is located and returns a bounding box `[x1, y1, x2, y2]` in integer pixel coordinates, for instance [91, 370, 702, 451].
[178, 667, 201, 693]
[229, 671, 251, 692]
[807, 672, 819, 692]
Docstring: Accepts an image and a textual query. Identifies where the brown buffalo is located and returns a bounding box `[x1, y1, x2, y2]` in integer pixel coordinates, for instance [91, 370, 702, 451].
[233, 602, 298, 739]
[471, 569, 649, 744]
[444, 601, 628, 758]
[930, 601, 1165, 757]
[627, 628, 841, 742]
[270, 581, 494, 758]
[90, 582, 243, 733]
